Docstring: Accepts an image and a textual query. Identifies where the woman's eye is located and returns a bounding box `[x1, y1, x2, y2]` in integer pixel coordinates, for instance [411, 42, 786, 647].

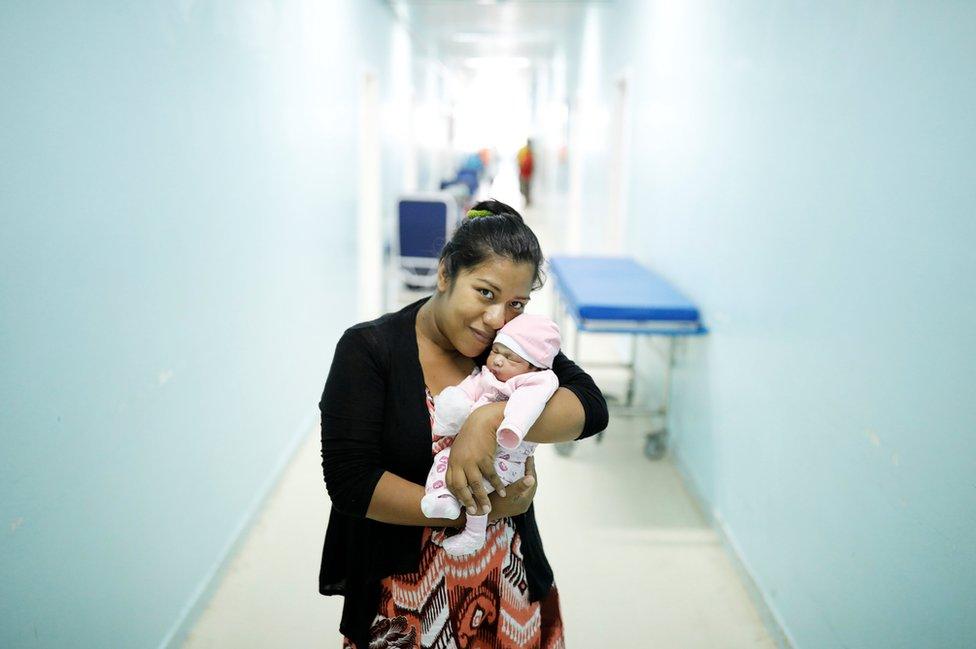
[510, 301, 525, 311]
[478, 288, 494, 300]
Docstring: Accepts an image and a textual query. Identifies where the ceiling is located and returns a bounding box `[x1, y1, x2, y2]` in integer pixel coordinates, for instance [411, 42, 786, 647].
[389, 1, 604, 64]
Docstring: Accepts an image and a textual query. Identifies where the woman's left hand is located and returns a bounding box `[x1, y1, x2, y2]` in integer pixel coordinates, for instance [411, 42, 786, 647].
[447, 402, 506, 516]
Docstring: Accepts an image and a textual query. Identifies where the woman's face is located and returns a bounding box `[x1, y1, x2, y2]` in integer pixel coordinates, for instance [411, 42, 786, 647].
[435, 255, 536, 358]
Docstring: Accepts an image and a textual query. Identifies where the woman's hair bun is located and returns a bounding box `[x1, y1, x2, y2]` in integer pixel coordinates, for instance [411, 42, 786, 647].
[438, 199, 545, 291]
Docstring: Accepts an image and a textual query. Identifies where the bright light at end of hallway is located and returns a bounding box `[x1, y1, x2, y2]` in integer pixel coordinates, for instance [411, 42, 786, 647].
[463, 56, 530, 70]
[454, 57, 531, 155]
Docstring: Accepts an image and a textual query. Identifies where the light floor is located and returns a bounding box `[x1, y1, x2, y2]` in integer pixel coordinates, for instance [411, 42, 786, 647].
[180, 422, 778, 648]
[182, 171, 780, 648]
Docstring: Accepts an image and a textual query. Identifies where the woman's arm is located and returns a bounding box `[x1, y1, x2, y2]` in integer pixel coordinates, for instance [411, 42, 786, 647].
[320, 328, 387, 517]
[322, 329, 454, 527]
[459, 387, 584, 445]
[367, 472, 466, 527]
[482, 350, 611, 444]
[524, 387, 586, 443]
[446, 351, 609, 514]
[322, 327, 537, 527]
[544, 350, 610, 441]
[366, 460, 538, 526]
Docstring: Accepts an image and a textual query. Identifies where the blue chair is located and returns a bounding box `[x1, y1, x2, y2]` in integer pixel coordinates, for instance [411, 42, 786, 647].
[395, 194, 458, 290]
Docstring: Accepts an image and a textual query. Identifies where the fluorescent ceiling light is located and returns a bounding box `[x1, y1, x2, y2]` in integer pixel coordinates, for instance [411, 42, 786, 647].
[463, 56, 531, 70]
[452, 31, 550, 44]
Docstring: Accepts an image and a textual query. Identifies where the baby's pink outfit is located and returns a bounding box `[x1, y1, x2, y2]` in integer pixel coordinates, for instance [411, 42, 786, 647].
[422, 314, 562, 557]
[435, 366, 557, 472]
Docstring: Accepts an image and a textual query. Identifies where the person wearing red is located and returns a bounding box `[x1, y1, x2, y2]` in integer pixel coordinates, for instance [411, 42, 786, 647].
[517, 139, 534, 207]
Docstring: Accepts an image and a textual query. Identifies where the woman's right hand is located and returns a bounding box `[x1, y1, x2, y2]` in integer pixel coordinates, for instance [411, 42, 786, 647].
[487, 456, 538, 522]
[447, 402, 507, 515]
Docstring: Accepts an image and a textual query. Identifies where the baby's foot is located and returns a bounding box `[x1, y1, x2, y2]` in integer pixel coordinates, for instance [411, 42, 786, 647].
[442, 529, 487, 557]
[431, 414, 459, 438]
[421, 493, 461, 520]
[432, 388, 472, 437]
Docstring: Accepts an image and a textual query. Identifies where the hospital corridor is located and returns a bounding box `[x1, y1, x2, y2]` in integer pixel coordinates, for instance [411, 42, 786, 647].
[2, 2, 974, 649]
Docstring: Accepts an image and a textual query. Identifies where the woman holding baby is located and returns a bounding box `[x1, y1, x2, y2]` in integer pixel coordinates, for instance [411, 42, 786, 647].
[319, 199, 609, 648]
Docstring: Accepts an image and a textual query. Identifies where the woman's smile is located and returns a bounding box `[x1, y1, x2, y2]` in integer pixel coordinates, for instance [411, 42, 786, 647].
[470, 327, 492, 345]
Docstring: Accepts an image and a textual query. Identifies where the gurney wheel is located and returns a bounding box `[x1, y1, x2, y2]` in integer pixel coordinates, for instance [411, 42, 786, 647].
[555, 442, 575, 457]
[644, 432, 667, 461]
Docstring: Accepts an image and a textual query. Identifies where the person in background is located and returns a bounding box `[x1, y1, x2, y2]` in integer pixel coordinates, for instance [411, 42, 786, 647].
[319, 199, 608, 648]
[479, 147, 497, 186]
[517, 138, 535, 207]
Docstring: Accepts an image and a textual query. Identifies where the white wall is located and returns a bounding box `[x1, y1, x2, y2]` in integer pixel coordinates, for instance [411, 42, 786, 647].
[576, 2, 976, 647]
[0, 2, 411, 647]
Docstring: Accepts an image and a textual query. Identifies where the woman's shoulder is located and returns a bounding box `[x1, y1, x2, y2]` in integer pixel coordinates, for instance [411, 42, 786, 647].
[338, 297, 426, 355]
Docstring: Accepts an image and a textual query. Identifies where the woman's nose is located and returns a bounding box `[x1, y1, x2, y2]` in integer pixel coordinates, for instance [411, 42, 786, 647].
[483, 304, 505, 329]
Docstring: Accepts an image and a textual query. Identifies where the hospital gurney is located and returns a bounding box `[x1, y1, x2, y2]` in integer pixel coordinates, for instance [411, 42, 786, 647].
[548, 256, 707, 460]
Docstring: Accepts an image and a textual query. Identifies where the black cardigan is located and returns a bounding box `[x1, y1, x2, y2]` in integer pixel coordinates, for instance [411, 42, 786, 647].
[319, 297, 608, 646]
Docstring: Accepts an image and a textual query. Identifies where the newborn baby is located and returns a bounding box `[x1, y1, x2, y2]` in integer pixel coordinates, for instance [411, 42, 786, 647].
[422, 313, 561, 556]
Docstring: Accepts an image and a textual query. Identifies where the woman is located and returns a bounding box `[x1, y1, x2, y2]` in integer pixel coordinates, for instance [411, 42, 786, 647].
[319, 199, 608, 648]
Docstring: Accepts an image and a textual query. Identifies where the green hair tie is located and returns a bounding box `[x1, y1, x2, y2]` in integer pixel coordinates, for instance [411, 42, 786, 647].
[466, 209, 492, 219]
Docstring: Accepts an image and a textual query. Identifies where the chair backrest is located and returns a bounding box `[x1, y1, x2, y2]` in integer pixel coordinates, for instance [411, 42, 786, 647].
[396, 195, 456, 264]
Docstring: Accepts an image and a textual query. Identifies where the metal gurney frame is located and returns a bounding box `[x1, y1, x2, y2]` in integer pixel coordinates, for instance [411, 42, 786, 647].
[548, 256, 708, 460]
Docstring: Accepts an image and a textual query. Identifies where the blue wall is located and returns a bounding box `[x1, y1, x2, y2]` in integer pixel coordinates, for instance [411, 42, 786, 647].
[0, 2, 408, 647]
[578, 2, 976, 647]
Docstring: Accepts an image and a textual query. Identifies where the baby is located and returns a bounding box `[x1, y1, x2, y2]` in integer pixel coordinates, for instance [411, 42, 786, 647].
[422, 313, 561, 556]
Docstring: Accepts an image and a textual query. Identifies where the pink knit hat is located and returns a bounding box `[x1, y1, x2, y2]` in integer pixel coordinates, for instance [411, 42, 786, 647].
[494, 314, 561, 369]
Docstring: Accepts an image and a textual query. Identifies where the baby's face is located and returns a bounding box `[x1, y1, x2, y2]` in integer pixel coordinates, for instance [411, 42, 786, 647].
[487, 342, 534, 382]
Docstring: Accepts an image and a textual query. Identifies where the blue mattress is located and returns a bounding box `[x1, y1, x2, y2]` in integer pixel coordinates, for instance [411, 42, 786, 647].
[548, 256, 702, 323]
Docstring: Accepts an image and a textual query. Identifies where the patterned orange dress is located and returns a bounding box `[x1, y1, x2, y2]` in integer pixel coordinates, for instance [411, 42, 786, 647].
[341, 389, 565, 649]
